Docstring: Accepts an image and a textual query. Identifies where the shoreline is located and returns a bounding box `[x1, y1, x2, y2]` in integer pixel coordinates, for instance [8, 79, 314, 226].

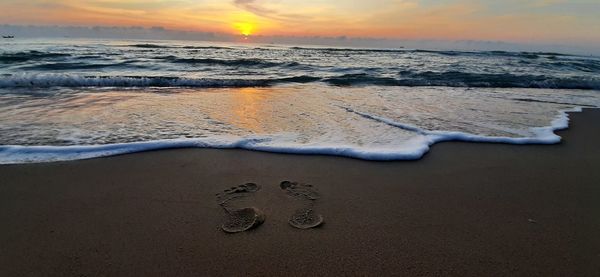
[0, 107, 593, 165]
[0, 109, 599, 276]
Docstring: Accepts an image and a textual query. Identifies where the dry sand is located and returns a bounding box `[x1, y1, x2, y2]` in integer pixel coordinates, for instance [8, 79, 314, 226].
[1, 109, 599, 276]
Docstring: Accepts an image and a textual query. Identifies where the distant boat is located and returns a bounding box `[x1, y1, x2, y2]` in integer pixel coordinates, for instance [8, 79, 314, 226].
[2, 35, 14, 39]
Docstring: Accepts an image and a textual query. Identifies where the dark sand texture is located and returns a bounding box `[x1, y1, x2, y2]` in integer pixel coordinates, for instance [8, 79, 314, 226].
[1, 109, 599, 276]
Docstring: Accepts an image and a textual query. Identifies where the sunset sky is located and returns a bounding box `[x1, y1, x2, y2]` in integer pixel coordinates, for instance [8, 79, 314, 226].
[1, 0, 599, 45]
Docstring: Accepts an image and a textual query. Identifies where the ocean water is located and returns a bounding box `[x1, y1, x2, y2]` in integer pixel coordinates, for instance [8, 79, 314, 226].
[1, 39, 599, 163]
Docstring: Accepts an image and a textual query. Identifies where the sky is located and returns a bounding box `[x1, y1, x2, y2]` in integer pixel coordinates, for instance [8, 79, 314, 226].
[0, 0, 599, 47]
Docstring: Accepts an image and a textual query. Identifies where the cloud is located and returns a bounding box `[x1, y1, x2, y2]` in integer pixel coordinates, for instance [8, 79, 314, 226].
[232, 0, 311, 22]
[233, 0, 274, 16]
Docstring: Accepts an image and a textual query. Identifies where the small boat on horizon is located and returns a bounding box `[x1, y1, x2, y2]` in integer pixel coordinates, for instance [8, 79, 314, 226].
[2, 35, 15, 39]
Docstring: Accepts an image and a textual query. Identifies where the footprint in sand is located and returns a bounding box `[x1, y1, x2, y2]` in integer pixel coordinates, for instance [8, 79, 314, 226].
[216, 183, 265, 233]
[280, 181, 324, 229]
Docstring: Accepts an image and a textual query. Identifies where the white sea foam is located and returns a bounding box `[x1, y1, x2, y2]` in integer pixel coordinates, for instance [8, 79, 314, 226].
[0, 74, 270, 88]
[0, 107, 585, 164]
[347, 106, 582, 145]
[1, 72, 599, 90]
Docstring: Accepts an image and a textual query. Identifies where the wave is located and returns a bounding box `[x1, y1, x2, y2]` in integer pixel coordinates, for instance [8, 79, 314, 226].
[412, 49, 550, 59]
[157, 56, 300, 68]
[289, 46, 407, 54]
[182, 46, 234, 50]
[342, 106, 580, 145]
[127, 44, 232, 50]
[127, 43, 171, 49]
[544, 60, 600, 73]
[0, 74, 321, 88]
[0, 51, 71, 63]
[18, 61, 145, 70]
[122, 44, 578, 60]
[0, 107, 584, 164]
[324, 72, 600, 90]
[1, 72, 599, 90]
[288, 47, 575, 58]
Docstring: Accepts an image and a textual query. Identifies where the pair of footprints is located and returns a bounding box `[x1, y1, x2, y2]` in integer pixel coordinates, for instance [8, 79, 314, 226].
[216, 181, 324, 233]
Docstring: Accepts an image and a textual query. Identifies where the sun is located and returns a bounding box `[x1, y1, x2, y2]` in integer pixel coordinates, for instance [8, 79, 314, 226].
[233, 22, 255, 36]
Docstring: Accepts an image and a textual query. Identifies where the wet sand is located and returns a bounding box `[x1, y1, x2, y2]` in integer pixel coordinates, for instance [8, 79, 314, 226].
[1, 109, 599, 276]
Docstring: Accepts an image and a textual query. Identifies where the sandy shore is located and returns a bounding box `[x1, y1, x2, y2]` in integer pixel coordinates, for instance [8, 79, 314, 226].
[1, 109, 599, 276]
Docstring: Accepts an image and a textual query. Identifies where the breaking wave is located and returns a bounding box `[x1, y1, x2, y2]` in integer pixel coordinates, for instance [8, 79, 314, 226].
[0, 51, 71, 63]
[1, 73, 599, 90]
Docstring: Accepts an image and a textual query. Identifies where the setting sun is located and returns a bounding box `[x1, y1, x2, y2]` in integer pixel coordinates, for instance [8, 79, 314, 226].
[233, 22, 255, 36]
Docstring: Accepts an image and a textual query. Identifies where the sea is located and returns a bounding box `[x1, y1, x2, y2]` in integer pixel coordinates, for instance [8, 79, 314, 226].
[1, 38, 599, 164]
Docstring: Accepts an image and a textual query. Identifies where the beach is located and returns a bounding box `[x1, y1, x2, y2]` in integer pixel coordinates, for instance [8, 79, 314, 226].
[0, 108, 598, 276]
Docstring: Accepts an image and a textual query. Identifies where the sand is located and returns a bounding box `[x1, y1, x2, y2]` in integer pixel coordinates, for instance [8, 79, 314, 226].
[1, 109, 599, 276]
